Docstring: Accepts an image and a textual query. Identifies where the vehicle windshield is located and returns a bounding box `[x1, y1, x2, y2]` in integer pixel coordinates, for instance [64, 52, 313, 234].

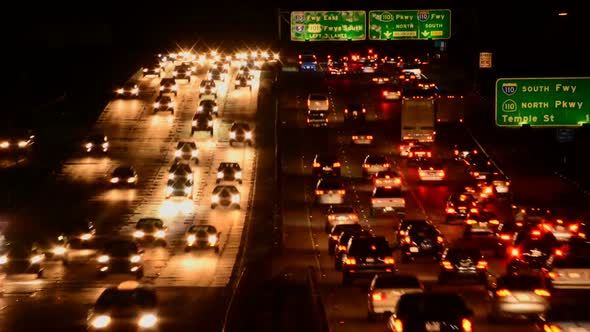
[446, 249, 481, 260]
[330, 206, 355, 214]
[366, 156, 388, 164]
[301, 55, 315, 62]
[496, 275, 543, 290]
[113, 168, 133, 177]
[375, 275, 421, 289]
[104, 241, 136, 257]
[309, 95, 327, 101]
[396, 294, 467, 319]
[348, 238, 390, 255]
[96, 289, 156, 310]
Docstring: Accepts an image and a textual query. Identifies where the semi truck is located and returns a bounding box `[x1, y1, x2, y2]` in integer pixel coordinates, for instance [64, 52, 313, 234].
[436, 93, 465, 123]
[400, 90, 436, 143]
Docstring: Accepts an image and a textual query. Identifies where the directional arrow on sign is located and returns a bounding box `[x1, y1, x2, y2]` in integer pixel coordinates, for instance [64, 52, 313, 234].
[383, 31, 392, 38]
[421, 31, 430, 37]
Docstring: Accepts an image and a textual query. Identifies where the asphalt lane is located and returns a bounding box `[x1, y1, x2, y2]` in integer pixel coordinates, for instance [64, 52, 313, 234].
[278, 68, 590, 332]
[0, 59, 265, 331]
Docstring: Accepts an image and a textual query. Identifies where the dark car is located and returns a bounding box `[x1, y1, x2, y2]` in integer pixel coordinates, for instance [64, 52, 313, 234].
[175, 141, 198, 164]
[407, 145, 432, 164]
[507, 234, 560, 273]
[467, 163, 499, 182]
[0, 129, 35, 155]
[211, 185, 241, 209]
[142, 61, 162, 77]
[328, 223, 364, 255]
[306, 110, 329, 127]
[445, 193, 478, 223]
[400, 223, 444, 262]
[191, 113, 213, 136]
[334, 229, 372, 270]
[438, 247, 488, 284]
[184, 224, 221, 253]
[153, 95, 174, 114]
[394, 218, 432, 248]
[207, 68, 224, 81]
[387, 293, 474, 332]
[168, 162, 193, 183]
[343, 103, 366, 122]
[0, 241, 44, 278]
[464, 210, 501, 237]
[87, 281, 158, 331]
[165, 178, 193, 199]
[312, 154, 341, 177]
[159, 78, 177, 96]
[495, 221, 525, 255]
[229, 122, 253, 146]
[115, 82, 139, 98]
[133, 218, 167, 245]
[216, 162, 242, 184]
[234, 74, 252, 90]
[198, 79, 217, 98]
[341, 236, 396, 285]
[97, 239, 144, 279]
[173, 64, 191, 82]
[198, 99, 218, 117]
[109, 166, 138, 186]
[84, 134, 109, 154]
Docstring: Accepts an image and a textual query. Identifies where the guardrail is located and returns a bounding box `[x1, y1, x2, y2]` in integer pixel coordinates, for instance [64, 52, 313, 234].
[306, 266, 330, 332]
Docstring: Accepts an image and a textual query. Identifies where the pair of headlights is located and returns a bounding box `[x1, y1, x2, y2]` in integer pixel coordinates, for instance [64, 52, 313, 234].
[97, 255, 141, 263]
[90, 313, 157, 329]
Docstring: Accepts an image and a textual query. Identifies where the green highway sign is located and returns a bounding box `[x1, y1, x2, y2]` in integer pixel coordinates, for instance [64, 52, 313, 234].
[291, 11, 366, 41]
[369, 9, 451, 40]
[496, 78, 590, 127]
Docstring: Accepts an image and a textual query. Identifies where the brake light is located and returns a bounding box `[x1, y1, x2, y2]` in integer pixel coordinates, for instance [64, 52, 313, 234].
[393, 318, 403, 332]
[511, 248, 520, 257]
[338, 245, 346, 251]
[384, 257, 395, 264]
[437, 170, 445, 177]
[466, 219, 476, 225]
[543, 224, 553, 231]
[496, 289, 511, 297]
[362, 164, 370, 168]
[399, 230, 406, 236]
[462, 318, 472, 332]
[394, 178, 401, 184]
[554, 249, 564, 256]
[371, 198, 376, 204]
[352, 135, 359, 140]
[344, 258, 356, 265]
[437, 236, 444, 243]
[315, 190, 324, 195]
[375, 179, 382, 185]
[372, 292, 384, 301]
[500, 234, 511, 241]
[367, 136, 374, 140]
[446, 207, 456, 214]
[544, 324, 562, 332]
[408, 152, 413, 157]
[333, 162, 341, 167]
[547, 271, 558, 279]
[362, 108, 366, 113]
[472, 172, 480, 177]
[426, 152, 432, 158]
[313, 162, 320, 167]
[328, 215, 336, 221]
[531, 230, 541, 236]
[476, 260, 488, 269]
[337, 190, 345, 195]
[516, 222, 523, 227]
[569, 224, 579, 232]
[442, 260, 453, 270]
[306, 118, 310, 123]
[489, 219, 499, 225]
[404, 236, 411, 244]
[383, 91, 389, 96]
[331, 235, 338, 240]
[579, 232, 587, 238]
[534, 289, 551, 297]
[383, 163, 390, 168]
[470, 208, 478, 213]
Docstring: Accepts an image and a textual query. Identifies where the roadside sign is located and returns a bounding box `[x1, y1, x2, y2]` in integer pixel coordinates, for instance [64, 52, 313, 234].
[556, 128, 576, 143]
[368, 9, 451, 40]
[479, 52, 492, 68]
[291, 11, 366, 41]
[495, 77, 590, 127]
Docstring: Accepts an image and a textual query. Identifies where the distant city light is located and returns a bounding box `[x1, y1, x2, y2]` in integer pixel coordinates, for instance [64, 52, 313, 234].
[558, 12, 568, 16]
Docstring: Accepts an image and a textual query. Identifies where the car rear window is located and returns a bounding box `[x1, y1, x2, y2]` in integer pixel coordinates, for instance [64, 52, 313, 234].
[446, 249, 481, 260]
[397, 293, 467, 319]
[310, 95, 327, 101]
[496, 275, 543, 289]
[553, 255, 590, 268]
[375, 275, 421, 289]
[366, 156, 388, 164]
[373, 187, 403, 198]
[348, 238, 390, 255]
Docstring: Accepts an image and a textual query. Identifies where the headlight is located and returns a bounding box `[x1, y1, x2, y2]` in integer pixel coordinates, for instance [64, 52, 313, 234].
[132, 88, 139, 94]
[143, 68, 148, 72]
[173, 71, 178, 76]
[102, 142, 109, 148]
[98, 255, 109, 263]
[134, 230, 145, 238]
[235, 171, 242, 179]
[155, 230, 166, 238]
[208, 121, 213, 126]
[53, 246, 66, 255]
[213, 106, 218, 112]
[110, 177, 119, 183]
[18, 141, 27, 148]
[0, 255, 7, 264]
[116, 88, 124, 94]
[154, 102, 160, 108]
[207, 235, 218, 245]
[217, 171, 224, 178]
[85, 143, 93, 149]
[192, 120, 197, 126]
[187, 234, 196, 243]
[91, 315, 111, 329]
[184, 186, 192, 194]
[159, 86, 164, 91]
[175, 150, 182, 157]
[232, 195, 240, 203]
[200, 87, 205, 93]
[169, 102, 175, 108]
[191, 150, 198, 157]
[166, 186, 173, 194]
[211, 195, 220, 203]
[245, 132, 252, 139]
[229, 132, 236, 139]
[138, 313, 158, 328]
[155, 68, 160, 72]
[127, 177, 137, 183]
[30, 254, 43, 264]
[81, 233, 93, 241]
[172, 85, 177, 91]
[211, 88, 217, 93]
[168, 173, 174, 180]
[0, 142, 8, 148]
[198, 106, 203, 112]
[130, 255, 141, 263]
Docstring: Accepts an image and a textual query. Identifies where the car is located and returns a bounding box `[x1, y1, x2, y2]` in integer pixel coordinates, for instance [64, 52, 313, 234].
[312, 154, 341, 177]
[351, 127, 373, 145]
[334, 229, 373, 269]
[159, 78, 178, 96]
[211, 185, 240, 209]
[306, 110, 329, 127]
[142, 61, 162, 77]
[507, 235, 560, 273]
[381, 83, 403, 101]
[397, 71, 419, 85]
[181, 61, 197, 73]
[343, 103, 366, 122]
[132, 218, 167, 244]
[96, 239, 144, 279]
[168, 162, 193, 183]
[467, 163, 499, 181]
[234, 74, 252, 90]
[387, 293, 474, 332]
[328, 223, 364, 255]
[184, 224, 221, 253]
[83, 134, 109, 154]
[417, 160, 446, 183]
[367, 273, 424, 321]
[362, 154, 392, 178]
[464, 210, 501, 236]
[394, 218, 432, 248]
[109, 166, 138, 186]
[207, 68, 225, 81]
[238, 65, 251, 76]
[362, 59, 378, 73]
[191, 113, 214, 136]
[87, 281, 158, 331]
[544, 238, 590, 290]
[307, 93, 329, 111]
[198, 99, 218, 117]
[115, 82, 139, 98]
[513, 206, 552, 223]
[397, 140, 420, 157]
[445, 193, 478, 223]
[229, 122, 253, 146]
[370, 75, 391, 85]
[61, 236, 98, 266]
[153, 95, 174, 114]
[298, 53, 318, 71]
[538, 305, 590, 332]
[539, 217, 580, 242]
[314, 178, 346, 205]
[487, 173, 512, 197]
[463, 151, 491, 167]
[175, 141, 198, 164]
[214, 61, 229, 73]
[198, 79, 217, 98]
[173, 64, 192, 82]
[452, 142, 478, 161]
[216, 162, 242, 184]
[488, 274, 551, 321]
[370, 186, 406, 216]
[400, 223, 444, 262]
[495, 221, 524, 254]
[415, 78, 438, 91]
[438, 247, 487, 284]
[325, 205, 359, 233]
[341, 235, 396, 285]
[372, 170, 402, 188]
[326, 60, 348, 76]
[0, 241, 45, 278]
[165, 178, 193, 199]
[407, 145, 432, 163]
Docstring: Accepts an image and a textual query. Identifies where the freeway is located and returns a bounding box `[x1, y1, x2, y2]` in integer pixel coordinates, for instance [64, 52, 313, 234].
[0, 55, 271, 331]
[276, 64, 590, 332]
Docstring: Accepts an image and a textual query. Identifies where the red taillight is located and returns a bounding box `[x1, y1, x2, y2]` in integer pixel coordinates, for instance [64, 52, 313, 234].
[462, 318, 472, 332]
[393, 318, 403, 332]
[333, 162, 341, 167]
[476, 260, 488, 269]
[352, 135, 359, 140]
[569, 224, 579, 232]
[362, 164, 370, 168]
[372, 292, 384, 301]
[383, 163, 391, 168]
[500, 234, 511, 241]
[384, 257, 395, 264]
[466, 219, 476, 225]
[367, 136, 374, 140]
[472, 172, 480, 177]
[338, 245, 346, 251]
[344, 258, 356, 265]
[511, 248, 520, 257]
[408, 152, 413, 157]
[534, 289, 551, 297]
[330, 235, 338, 240]
[315, 190, 324, 195]
[470, 208, 478, 213]
[337, 190, 345, 195]
[426, 152, 432, 158]
[383, 91, 388, 96]
[531, 230, 542, 237]
[496, 289, 511, 297]
[313, 162, 320, 167]
[371, 198, 376, 204]
[404, 236, 411, 244]
[544, 324, 562, 332]
[442, 260, 453, 270]
[437, 236, 444, 243]
[555, 249, 564, 256]
[446, 207, 456, 214]
[547, 271, 558, 279]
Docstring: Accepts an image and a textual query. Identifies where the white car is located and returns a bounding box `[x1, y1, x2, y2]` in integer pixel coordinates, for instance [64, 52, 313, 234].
[373, 170, 402, 188]
[417, 160, 446, 183]
[367, 273, 424, 320]
[362, 154, 392, 179]
[307, 93, 329, 111]
[370, 187, 405, 216]
[325, 205, 359, 233]
[398, 140, 420, 157]
[315, 178, 346, 205]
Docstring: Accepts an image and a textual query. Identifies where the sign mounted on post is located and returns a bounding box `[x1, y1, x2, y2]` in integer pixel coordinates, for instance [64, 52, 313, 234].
[291, 11, 366, 41]
[495, 77, 590, 127]
[368, 9, 451, 40]
[479, 52, 492, 68]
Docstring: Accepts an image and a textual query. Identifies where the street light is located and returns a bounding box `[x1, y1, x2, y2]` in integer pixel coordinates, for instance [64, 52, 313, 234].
[558, 12, 568, 16]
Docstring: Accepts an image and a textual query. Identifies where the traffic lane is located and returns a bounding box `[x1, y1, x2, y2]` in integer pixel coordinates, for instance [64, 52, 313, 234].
[0, 286, 227, 332]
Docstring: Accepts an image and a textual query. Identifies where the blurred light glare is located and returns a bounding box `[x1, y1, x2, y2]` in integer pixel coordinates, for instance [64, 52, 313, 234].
[558, 12, 568, 16]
